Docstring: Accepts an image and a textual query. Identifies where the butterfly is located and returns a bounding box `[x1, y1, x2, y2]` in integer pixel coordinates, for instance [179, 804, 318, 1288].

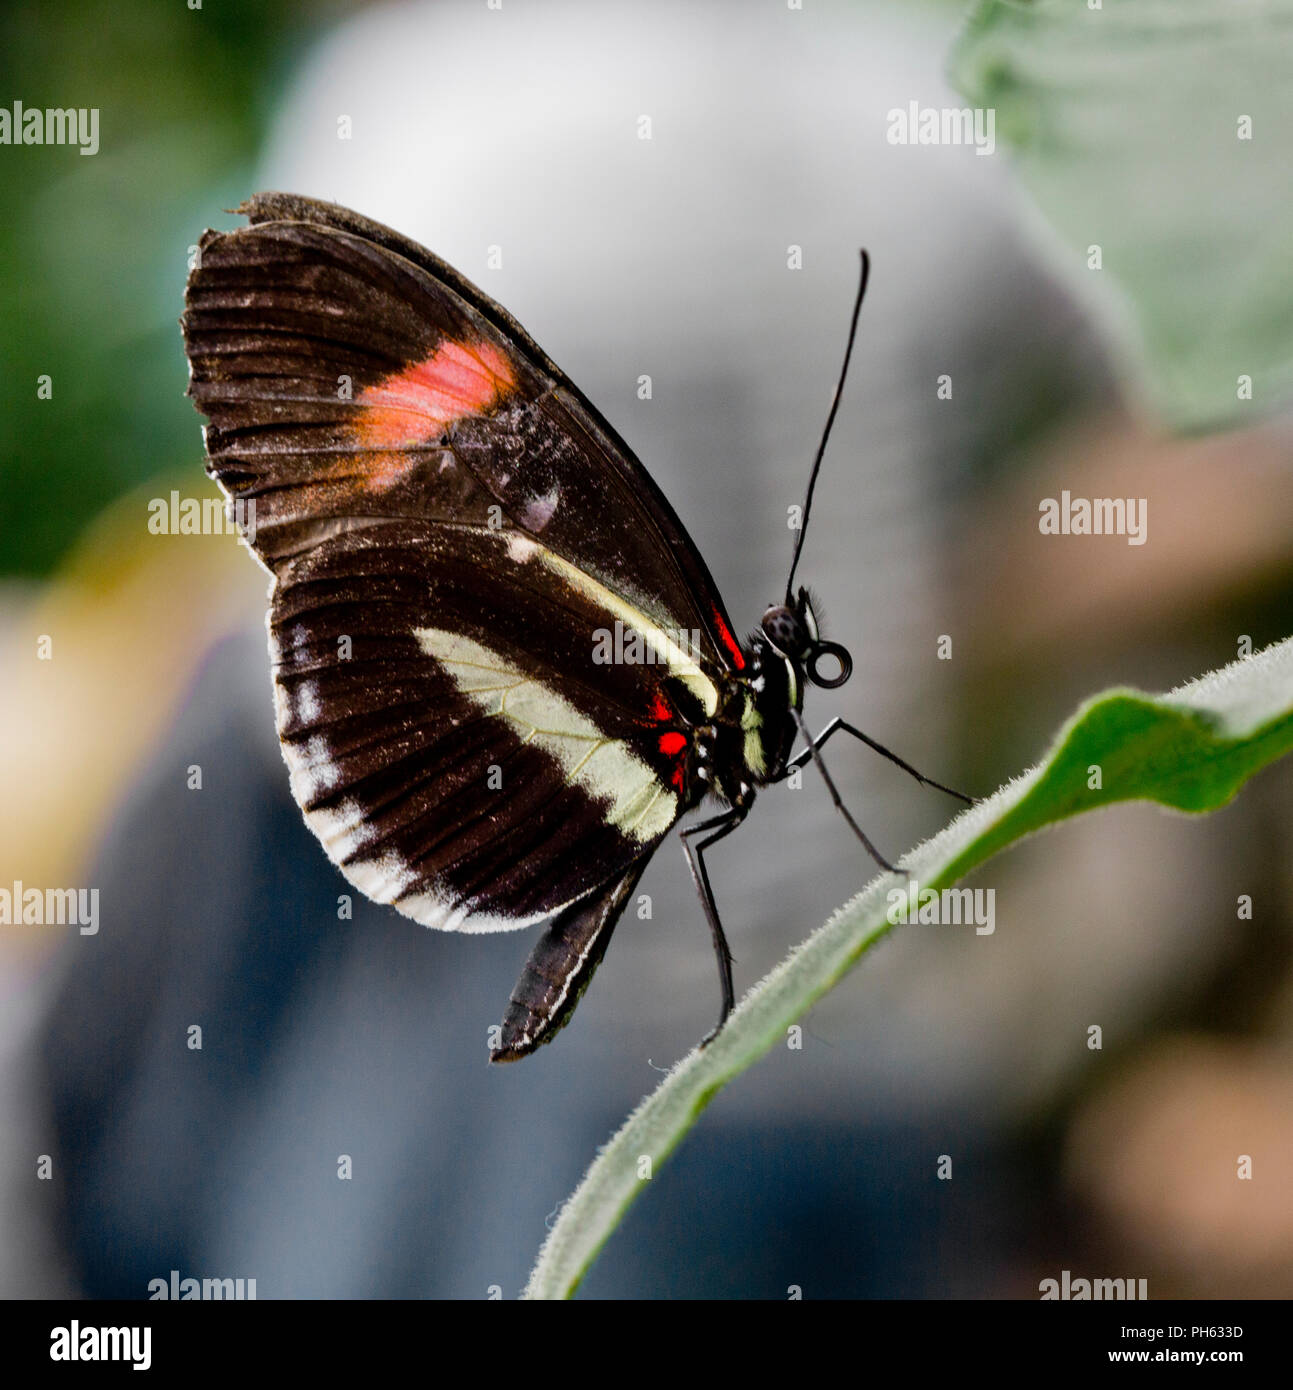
[182, 193, 970, 1061]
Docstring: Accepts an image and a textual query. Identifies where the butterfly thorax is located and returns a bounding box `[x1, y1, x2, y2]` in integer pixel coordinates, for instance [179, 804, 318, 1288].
[695, 636, 798, 809]
[703, 588, 855, 808]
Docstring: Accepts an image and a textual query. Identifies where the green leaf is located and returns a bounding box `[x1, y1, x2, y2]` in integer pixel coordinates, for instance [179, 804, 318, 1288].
[949, 0, 1293, 431]
[524, 638, 1293, 1299]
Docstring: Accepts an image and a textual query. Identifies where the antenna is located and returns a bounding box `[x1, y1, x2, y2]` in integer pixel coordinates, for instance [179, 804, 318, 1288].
[785, 249, 871, 602]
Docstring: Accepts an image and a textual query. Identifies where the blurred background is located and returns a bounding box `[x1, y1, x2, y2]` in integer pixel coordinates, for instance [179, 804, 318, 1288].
[2, 0, 1291, 1299]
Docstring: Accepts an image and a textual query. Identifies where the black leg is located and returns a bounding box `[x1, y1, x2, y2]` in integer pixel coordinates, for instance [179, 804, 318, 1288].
[789, 708, 902, 873]
[680, 805, 748, 1045]
[778, 716, 975, 805]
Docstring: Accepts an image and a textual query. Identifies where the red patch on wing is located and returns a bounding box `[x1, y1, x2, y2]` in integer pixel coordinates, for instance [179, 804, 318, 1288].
[712, 606, 745, 670]
[649, 692, 673, 723]
[352, 338, 516, 486]
[657, 718, 688, 791]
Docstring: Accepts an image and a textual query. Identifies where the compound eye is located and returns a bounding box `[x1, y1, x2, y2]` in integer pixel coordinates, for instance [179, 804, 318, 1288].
[807, 640, 852, 688]
[761, 604, 805, 656]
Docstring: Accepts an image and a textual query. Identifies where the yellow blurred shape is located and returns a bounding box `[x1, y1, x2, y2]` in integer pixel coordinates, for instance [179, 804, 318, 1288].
[0, 478, 264, 951]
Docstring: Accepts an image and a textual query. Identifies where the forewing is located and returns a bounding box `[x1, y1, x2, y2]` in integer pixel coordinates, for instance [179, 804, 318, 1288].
[184, 192, 748, 669]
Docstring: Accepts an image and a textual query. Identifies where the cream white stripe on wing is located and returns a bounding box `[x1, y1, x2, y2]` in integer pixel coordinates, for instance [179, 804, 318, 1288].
[412, 627, 679, 846]
[501, 532, 719, 716]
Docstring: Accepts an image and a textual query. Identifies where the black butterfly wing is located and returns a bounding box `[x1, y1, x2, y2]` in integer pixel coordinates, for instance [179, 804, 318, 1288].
[182, 193, 743, 943]
[188, 192, 749, 670]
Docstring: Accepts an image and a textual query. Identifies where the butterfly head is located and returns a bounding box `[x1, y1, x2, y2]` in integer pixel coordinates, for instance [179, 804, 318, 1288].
[760, 587, 852, 690]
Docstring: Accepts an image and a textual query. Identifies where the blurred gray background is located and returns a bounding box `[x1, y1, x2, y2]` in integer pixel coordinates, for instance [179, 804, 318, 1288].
[3, 0, 1291, 1299]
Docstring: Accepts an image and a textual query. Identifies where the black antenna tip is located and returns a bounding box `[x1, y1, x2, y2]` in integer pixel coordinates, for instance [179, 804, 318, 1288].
[784, 249, 874, 601]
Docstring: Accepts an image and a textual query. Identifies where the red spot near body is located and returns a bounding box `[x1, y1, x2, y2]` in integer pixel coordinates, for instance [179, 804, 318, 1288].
[649, 692, 672, 723]
[670, 765, 687, 792]
[353, 338, 516, 486]
[658, 731, 687, 757]
[712, 606, 745, 670]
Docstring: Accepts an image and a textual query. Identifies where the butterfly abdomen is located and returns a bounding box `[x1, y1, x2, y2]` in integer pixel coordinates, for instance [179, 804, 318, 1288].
[491, 862, 649, 1062]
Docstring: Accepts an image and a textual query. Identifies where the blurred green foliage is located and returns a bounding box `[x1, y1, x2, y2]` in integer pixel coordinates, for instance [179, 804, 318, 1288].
[952, 0, 1293, 432]
[0, 0, 352, 576]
